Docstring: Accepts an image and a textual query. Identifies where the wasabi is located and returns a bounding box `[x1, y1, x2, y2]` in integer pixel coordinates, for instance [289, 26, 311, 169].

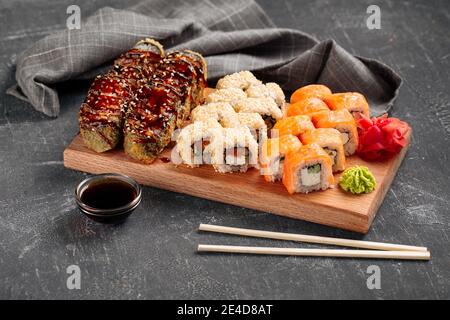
[339, 166, 376, 194]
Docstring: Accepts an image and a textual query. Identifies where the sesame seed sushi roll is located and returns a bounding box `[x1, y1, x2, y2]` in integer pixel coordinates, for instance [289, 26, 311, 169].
[324, 92, 370, 118]
[312, 110, 358, 156]
[260, 134, 302, 182]
[190, 102, 236, 123]
[205, 88, 247, 106]
[290, 84, 332, 104]
[286, 97, 330, 118]
[220, 112, 268, 143]
[282, 143, 335, 194]
[246, 83, 286, 108]
[234, 98, 283, 130]
[300, 128, 346, 172]
[272, 115, 315, 137]
[175, 121, 221, 167]
[216, 71, 262, 90]
[205, 127, 259, 173]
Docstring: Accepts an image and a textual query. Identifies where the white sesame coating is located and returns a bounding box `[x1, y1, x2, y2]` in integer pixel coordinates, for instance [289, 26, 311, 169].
[205, 88, 246, 106]
[233, 98, 283, 120]
[216, 71, 262, 90]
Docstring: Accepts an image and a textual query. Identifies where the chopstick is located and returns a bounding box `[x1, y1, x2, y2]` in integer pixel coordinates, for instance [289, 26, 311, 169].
[199, 224, 428, 252]
[197, 245, 431, 261]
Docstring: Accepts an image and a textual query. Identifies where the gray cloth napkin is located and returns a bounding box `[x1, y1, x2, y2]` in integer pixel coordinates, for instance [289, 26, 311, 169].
[7, 0, 402, 117]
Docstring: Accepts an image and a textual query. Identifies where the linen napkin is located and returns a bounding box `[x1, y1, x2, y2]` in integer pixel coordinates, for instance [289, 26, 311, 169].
[7, 0, 402, 117]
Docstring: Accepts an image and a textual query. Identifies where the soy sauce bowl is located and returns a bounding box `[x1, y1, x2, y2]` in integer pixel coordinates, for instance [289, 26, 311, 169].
[75, 173, 142, 224]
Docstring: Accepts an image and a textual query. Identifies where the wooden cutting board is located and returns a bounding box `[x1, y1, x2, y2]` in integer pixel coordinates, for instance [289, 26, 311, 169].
[64, 130, 410, 233]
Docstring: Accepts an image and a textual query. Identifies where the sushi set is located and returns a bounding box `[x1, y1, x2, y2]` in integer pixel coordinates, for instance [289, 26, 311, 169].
[64, 38, 411, 233]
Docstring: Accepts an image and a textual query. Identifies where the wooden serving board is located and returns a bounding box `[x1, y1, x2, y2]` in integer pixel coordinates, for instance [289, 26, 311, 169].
[64, 132, 410, 233]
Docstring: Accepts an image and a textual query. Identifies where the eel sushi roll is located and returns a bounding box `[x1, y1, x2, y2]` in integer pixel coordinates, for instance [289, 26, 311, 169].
[290, 84, 332, 104]
[300, 128, 346, 172]
[312, 110, 358, 156]
[233, 98, 283, 130]
[220, 112, 268, 143]
[282, 143, 334, 194]
[324, 92, 370, 118]
[114, 38, 164, 78]
[157, 50, 207, 126]
[164, 50, 208, 106]
[260, 134, 302, 182]
[286, 96, 330, 118]
[272, 115, 315, 137]
[123, 84, 179, 163]
[216, 71, 262, 90]
[205, 127, 259, 173]
[205, 88, 247, 107]
[79, 72, 131, 153]
[245, 83, 286, 108]
[175, 120, 221, 167]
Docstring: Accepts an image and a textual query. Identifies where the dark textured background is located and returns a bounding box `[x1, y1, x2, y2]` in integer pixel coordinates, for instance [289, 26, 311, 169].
[0, 0, 449, 299]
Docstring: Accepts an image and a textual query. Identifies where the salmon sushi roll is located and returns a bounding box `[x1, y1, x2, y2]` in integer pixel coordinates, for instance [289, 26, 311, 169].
[300, 128, 346, 172]
[290, 84, 332, 104]
[312, 110, 358, 156]
[260, 134, 302, 182]
[324, 92, 370, 118]
[282, 143, 334, 194]
[286, 97, 330, 118]
[273, 115, 315, 137]
[205, 127, 259, 173]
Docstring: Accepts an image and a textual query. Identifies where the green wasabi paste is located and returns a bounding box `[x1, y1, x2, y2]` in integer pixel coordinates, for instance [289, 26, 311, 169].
[339, 166, 376, 194]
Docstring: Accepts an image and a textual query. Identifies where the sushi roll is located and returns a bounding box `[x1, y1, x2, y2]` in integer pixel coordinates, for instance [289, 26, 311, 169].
[205, 127, 259, 173]
[205, 88, 247, 106]
[164, 50, 208, 106]
[324, 92, 370, 118]
[220, 112, 268, 143]
[246, 83, 286, 108]
[312, 110, 358, 156]
[114, 38, 164, 78]
[282, 143, 334, 194]
[190, 102, 236, 123]
[290, 84, 332, 104]
[272, 115, 315, 137]
[300, 128, 346, 172]
[260, 134, 302, 182]
[174, 121, 221, 167]
[286, 97, 330, 118]
[123, 84, 179, 163]
[216, 71, 262, 90]
[233, 98, 283, 130]
[79, 72, 131, 153]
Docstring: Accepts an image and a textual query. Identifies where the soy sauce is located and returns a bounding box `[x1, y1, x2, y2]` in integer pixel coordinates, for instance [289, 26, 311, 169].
[80, 180, 137, 210]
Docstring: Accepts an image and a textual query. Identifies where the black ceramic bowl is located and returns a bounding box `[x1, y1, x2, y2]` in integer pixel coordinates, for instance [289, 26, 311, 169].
[75, 173, 142, 224]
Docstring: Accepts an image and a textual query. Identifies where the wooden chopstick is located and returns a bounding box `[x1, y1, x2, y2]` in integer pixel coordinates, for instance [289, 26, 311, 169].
[199, 224, 428, 252]
[197, 245, 431, 261]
